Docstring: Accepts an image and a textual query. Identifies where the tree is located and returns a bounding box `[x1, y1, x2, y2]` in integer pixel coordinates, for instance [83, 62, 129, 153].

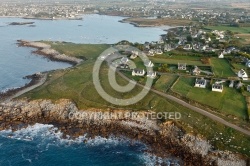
[240, 86, 245, 93]
[158, 64, 169, 72]
[187, 35, 193, 42]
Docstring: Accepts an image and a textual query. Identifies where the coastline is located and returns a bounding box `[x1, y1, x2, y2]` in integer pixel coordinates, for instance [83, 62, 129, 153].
[0, 73, 47, 103]
[0, 40, 249, 165]
[17, 40, 83, 65]
[0, 99, 248, 166]
[0, 40, 82, 103]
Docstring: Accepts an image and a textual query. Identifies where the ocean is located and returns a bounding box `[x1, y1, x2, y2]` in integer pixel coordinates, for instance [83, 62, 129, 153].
[0, 14, 171, 165]
[0, 124, 173, 166]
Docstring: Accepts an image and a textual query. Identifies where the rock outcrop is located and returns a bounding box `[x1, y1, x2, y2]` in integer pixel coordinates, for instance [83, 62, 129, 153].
[0, 99, 248, 166]
[17, 40, 83, 65]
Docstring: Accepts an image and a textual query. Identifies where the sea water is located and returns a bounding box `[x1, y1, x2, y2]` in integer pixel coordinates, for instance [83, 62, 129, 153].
[0, 124, 176, 166]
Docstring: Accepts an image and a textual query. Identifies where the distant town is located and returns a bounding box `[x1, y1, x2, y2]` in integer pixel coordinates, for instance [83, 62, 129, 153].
[0, 0, 250, 25]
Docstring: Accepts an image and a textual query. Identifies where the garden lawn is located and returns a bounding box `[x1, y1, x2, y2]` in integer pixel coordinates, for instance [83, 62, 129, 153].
[172, 77, 248, 119]
[210, 58, 236, 78]
[154, 75, 178, 92]
[150, 57, 208, 66]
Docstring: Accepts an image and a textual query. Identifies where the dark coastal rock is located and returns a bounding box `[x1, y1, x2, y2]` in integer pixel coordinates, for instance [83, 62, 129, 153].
[0, 99, 248, 166]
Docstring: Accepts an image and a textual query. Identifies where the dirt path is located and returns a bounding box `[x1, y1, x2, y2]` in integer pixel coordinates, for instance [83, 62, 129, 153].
[2, 73, 47, 103]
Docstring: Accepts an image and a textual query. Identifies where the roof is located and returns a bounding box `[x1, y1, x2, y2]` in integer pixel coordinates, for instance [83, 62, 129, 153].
[133, 68, 144, 73]
[178, 63, 187, 66]
[121, 57, 129, 63]
[212, 84, 223, 89]
[195, 78, 206, 85]
[247, 85, 250, 91]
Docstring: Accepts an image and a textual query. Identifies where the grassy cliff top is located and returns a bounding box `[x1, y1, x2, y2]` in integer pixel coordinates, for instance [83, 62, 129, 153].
[20, 41, 250, 157]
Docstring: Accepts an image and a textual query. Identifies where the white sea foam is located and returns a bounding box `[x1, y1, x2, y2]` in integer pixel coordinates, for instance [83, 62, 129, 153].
[0, 123, 179, 165]
[0, 123, 143, 148]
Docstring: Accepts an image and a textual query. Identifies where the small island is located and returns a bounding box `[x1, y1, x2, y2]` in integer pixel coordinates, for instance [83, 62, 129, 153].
[9, 22, 35, 26]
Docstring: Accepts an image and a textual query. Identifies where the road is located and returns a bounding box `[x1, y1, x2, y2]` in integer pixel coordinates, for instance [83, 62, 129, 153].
[2, 73, 48, 103]
[103, 50, 250, 136]
[117, 71, 250, 136]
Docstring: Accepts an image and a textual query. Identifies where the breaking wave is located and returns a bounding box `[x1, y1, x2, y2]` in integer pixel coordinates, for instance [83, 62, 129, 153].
[0, 123, 178, 166]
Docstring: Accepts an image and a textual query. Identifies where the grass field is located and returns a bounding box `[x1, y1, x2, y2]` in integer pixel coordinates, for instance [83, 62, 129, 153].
[231, 62, 247, 73]
[235, 34, 250, 44]
[43, 41, 110, 60]
[154, 75, 178, 92]
[172, 77, 248, 119]
[149, 57, 208, 66]
[154, 54, 202, 61]
[205, 26, 250, 34]
[20, 42, 250, 157]
[210, 58, 236, 78]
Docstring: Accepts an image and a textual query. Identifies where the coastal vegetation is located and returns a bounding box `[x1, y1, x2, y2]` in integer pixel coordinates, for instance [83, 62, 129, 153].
[205, 26, 250, 34]
[154, 75, 179, 92]
[150, 57, 207, 67]
[210, 58, 236, 78]
[20, 41, 250, 157]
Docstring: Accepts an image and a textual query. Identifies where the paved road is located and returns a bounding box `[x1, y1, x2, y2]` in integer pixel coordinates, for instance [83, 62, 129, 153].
[117, 71, 250, 136]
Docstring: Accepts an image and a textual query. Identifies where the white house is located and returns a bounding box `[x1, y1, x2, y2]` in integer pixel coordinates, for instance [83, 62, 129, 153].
[183, 44, 192, 50]
[120, 57, 129, 64]
[148, 49, 155, 56]
[212, 83, 223, 93]
[130, 54, 137, 59]
[247, 85, 250, 92]
[218, 52, 224, 58]
[194, 78, 207, 88]
[147, 71, 157, 79]
[238, 69, 248, 80]
[192, 66, 201, 75]
[132, 51, 139, 56]
[229, 80, 234, 88]
[144, 60, 154, 67]
[246, 61, 250, 68]
[178, 63, 187, 70]
[156, 49, 163, 55]
[132, 69, 145, 76]
[164, 44, 174, 52]
[119, 64, 129, 69]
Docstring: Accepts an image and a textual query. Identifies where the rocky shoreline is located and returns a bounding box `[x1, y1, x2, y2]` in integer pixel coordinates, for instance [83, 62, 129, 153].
[0, 99, 248, 166]
[17, 40, 83, 65]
